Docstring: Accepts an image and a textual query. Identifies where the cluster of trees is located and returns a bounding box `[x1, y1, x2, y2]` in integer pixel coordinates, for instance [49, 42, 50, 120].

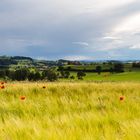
[95, 63, 124, 74]
[77, 71, 86, 79]
[58, 63, 124, 75]
[0, 62, 125, 81]
[0, 68, 87, 81]
[58, 68, 86, 80]
[0, 69, 58, 81]
[132, 62, 140, 68]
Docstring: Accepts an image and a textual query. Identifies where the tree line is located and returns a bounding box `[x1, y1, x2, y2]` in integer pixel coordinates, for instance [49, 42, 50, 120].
[58, 63, 124, 74]
[0, 69, 58, 81]
[0, 68, 87, 81]
[0, 63, 124, 81]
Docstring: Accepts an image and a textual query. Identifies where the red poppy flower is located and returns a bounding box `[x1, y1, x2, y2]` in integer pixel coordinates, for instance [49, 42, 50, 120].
[1, 86, 5, 89]
[1, 82, 4, 85]
[20, 96, 26, 100]
[120, 96, 124, 101]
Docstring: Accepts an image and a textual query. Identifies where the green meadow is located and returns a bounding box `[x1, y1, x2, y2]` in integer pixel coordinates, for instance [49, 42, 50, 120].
[84, 72, 140, 81]
[0, 82, 140, 140]
[61, 72, 140, 82]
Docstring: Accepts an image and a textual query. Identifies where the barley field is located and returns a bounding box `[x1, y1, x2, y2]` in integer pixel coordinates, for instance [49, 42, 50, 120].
[0, 82, 140, 140]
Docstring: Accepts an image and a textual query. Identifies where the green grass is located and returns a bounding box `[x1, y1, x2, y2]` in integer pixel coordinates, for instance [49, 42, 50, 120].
[0, 82, 140, 139]
[62, 72, 140, 82]
[63, 63, 134, 71]
[85, 72, 140, 81]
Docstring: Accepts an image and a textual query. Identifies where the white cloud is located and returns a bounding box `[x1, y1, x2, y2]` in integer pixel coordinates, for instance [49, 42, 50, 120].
[130, 44, 140, 49]
[113, 12, 140, 33]
[98, 12, 140, 51]
[0, 0, 140, 59]
[64, 55, 94, 61]
[72, 42, 89, 46]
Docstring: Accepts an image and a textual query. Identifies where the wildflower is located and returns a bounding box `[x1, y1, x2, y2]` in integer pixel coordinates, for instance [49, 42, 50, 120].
[120, 96, 124, 101]
[20, 96, 26, 100]
[42, 86, 46, 89]
[1, 82, 4, 85]
[1, 85, 5, 89]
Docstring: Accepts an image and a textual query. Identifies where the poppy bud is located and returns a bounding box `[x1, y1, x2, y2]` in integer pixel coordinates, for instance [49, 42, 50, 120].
[20, 96, 26, 100]
[120, 96, 124, 101]
[1, 82, 4, 85]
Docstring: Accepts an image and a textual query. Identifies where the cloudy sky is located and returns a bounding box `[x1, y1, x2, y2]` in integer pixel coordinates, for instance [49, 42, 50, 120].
[1, 0, 140, 60]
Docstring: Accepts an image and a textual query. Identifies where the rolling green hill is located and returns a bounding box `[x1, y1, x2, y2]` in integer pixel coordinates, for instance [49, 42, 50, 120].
[0, 56, 57, 71]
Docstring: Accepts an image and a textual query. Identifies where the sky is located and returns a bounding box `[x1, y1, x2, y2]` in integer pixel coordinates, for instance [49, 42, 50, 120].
[1, 0, 140, 60]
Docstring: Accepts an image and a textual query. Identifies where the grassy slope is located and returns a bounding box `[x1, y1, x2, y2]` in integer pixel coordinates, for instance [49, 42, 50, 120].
[85, 72, 140, 81]
[63, 63, 133, 71]
[62, 72, 140, 82]
[0, 82, 140, 140]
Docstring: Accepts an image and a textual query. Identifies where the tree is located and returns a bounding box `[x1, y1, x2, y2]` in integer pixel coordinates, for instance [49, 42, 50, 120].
[110, 67, 114, 74]
[28, 72, 35, 81]
[67, 66, 71, 71]
[58, 66, 64, 71]
[34, 72, 41, 81]
[60, 70, 65, 78]
[28, 71, 41, 81]
[114, 63, 124, 73]
[70, 75, 75, 79]
[5, 69, 10, 77]
[64, 71, 70, 78]
[96, 66, 102, 75]
[7, 70, 15, 80]
[77, 71, 86, 80]
[47, 71, 58, 81]
[0, 70, 6, 78]
[14, 69, 29, 81]
[132, 62, 140, 68]
[42, 70, 58, 81]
